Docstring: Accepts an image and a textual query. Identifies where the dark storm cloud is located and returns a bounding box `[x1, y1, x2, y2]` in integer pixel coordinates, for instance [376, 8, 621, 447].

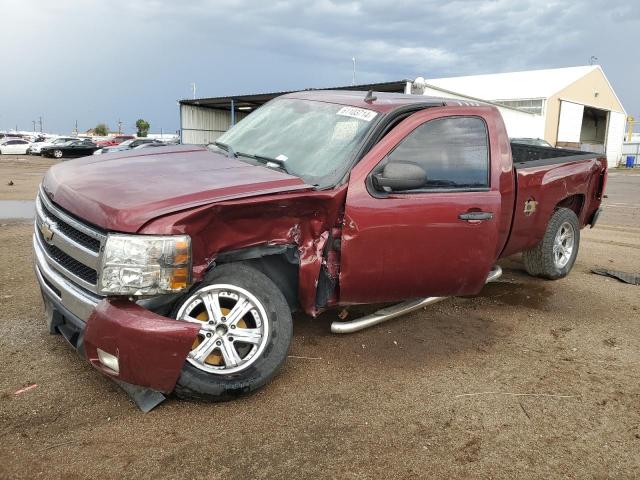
[0, 0, 637, 133]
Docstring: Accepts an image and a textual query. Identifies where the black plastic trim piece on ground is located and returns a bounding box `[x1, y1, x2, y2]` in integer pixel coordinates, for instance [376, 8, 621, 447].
[592, 268, 640, 285]
[113, 380, 167, 413]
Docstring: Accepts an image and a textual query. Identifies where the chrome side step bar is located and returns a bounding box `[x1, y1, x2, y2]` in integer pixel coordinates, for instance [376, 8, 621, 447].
[331, 265, 503, 334]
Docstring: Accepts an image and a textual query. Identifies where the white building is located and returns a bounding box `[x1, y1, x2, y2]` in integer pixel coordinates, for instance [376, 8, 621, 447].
[422, 65, 626, 167]
[405, 81, 544, 141]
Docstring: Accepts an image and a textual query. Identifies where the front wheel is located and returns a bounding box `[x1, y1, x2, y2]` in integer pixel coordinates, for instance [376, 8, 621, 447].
[172, 263, 293, 401]
[53, 149, 63, 159]
[523, 207, 580, 280]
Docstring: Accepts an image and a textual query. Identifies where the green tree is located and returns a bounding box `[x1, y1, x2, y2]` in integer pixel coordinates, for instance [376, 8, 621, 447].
[94, 123, 109, 136]
[136, 119, 150, 137]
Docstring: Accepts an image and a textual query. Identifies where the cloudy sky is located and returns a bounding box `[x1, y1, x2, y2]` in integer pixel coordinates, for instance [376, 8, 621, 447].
[1, 0, 637, 134]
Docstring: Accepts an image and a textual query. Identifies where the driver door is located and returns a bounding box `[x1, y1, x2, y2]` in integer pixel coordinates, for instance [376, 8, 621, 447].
[339, 107, 507, 304]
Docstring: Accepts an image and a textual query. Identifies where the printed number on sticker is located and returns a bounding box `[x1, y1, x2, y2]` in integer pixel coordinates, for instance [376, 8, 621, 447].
[336, 106, 378, 122]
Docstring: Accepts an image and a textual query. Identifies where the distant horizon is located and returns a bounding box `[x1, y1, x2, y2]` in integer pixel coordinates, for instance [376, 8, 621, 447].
[0, 128, 179, 136]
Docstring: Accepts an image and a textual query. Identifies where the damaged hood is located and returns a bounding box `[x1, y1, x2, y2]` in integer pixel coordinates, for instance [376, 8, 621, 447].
[42, 145, 311, 232]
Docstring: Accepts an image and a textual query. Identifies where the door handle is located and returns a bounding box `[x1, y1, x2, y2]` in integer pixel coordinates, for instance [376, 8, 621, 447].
[458, 211, 493, 221]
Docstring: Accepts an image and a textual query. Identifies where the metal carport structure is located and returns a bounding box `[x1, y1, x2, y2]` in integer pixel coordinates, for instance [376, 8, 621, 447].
[178, 81, 408, 145]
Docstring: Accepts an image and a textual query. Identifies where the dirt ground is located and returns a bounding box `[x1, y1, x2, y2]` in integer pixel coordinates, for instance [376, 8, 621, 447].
[0, 155, 58, 200]
[1, 157, 639, 479]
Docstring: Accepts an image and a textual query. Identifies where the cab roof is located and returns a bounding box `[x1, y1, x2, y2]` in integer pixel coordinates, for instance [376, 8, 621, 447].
[281, 90, 486, 114]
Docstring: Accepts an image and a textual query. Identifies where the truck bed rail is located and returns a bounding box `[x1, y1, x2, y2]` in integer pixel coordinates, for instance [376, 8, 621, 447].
[511, 143, 598, 169]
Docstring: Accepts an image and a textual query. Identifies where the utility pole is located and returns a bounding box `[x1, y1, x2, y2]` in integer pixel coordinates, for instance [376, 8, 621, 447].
[589, 55, 598, 65]
[352, 57, 356, 86]
[74, 120, 78, 135]
[191, 83, 197, 99]
[38, 116, 43, 133]
[117, 119, 123, 135]
[32, 120, 36, 132]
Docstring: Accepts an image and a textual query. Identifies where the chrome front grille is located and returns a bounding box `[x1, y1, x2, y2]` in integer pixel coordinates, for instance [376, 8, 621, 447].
[39, 200, 101, 252]
[35, 187, 106, 294]
[39, 241, 99, 284]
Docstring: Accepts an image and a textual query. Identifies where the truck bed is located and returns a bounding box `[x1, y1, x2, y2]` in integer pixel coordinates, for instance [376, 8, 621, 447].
[500, 144, 607, 258]
[510, 142, 600, 169]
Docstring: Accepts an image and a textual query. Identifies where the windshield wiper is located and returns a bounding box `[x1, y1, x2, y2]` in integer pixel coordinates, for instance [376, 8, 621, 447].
[214, 141, 236, 158]
[250, 153, 291, 175]
[215, 143, 292, 175]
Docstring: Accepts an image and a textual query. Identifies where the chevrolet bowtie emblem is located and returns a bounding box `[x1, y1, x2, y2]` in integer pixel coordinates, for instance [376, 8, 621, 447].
[39, 221, 55, 243]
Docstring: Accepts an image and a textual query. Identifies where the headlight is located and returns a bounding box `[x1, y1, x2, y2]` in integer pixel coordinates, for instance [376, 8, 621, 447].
[98, 234, 191, 295]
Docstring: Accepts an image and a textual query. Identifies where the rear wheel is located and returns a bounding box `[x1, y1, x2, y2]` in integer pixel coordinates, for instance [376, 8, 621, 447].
[523, 207, 580, 279]
[173, 263, 292, 401]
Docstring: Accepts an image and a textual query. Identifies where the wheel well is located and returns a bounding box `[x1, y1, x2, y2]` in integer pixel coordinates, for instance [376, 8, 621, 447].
[214, 246, 300, 311]
[556, 194, 584, 218]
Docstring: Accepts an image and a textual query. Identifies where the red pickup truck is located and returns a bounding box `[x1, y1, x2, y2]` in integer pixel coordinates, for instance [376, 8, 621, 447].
[95, 135, 135, 147]
[34, 90, 607, 410]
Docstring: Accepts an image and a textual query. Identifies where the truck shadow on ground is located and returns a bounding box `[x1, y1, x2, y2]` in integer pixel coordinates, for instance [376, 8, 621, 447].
[289, 262, 557, 371]
[291, 256, 566, 376]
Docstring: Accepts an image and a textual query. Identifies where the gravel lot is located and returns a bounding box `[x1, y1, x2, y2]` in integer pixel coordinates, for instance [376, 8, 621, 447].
[0, 155, 58, 200]
[1, 156, 639, 479]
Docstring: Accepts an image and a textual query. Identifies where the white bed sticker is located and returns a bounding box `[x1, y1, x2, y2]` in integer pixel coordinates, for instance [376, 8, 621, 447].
[336, 106, 378, 122]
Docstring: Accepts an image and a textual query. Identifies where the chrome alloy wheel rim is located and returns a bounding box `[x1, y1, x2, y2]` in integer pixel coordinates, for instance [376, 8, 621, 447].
[553, 221, 575, 268]
[53, 150, 63, 158]
[176, 284, 269, 375]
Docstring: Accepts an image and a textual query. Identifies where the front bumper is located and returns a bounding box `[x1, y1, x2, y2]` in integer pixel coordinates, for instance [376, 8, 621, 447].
[33, 233, 199, 404]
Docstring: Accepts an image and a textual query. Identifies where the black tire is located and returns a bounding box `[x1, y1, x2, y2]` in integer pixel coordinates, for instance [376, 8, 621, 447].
[522, 207, 580, 280]
[172, 263, 293, 401]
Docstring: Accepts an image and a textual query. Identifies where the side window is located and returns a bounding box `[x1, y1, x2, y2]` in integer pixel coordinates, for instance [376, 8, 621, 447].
[386, 116, 489, 189]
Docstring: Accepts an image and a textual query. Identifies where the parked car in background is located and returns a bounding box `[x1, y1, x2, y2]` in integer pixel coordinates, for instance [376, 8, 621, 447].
[95, 135, 135, 148]
[0, 134, 22, 140]
[511, 137, 553, 147]
[28, 137, 80, 155]
[29, 136, 48, 144]
[41, 139, 99, 159]
[94, 138, 160, 155]
[0, 138, 31, 155]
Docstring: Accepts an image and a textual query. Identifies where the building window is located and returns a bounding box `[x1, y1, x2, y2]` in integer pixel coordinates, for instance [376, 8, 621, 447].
[496, 99, 544, 115]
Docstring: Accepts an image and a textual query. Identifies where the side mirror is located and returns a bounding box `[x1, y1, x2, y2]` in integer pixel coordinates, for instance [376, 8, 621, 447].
[373, 161, 426, 191]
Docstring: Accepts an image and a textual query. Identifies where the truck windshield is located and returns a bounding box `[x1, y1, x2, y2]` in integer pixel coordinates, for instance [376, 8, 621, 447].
[214, 98, 378, 187]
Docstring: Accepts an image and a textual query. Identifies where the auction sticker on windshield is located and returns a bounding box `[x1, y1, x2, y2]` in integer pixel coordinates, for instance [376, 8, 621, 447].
[336, 106, 378, 122]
